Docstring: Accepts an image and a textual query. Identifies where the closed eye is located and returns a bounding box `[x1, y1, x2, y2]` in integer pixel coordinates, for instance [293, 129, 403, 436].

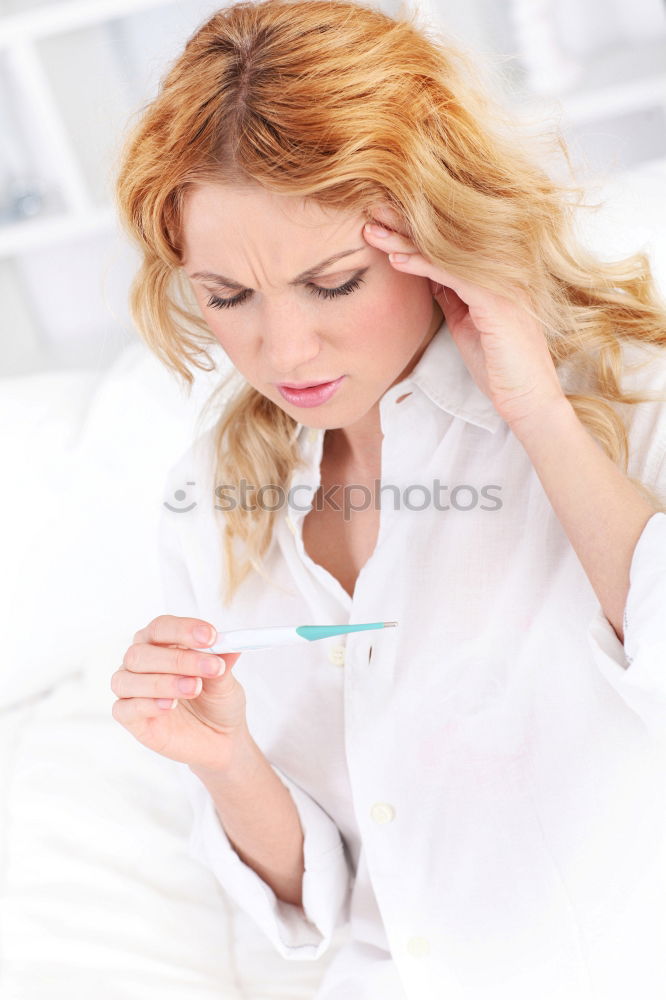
[206, 270, 368, 311]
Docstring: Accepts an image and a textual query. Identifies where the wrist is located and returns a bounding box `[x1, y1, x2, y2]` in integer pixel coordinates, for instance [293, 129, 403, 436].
[508, 394, 576, 449]
[189, 726, 263, 788]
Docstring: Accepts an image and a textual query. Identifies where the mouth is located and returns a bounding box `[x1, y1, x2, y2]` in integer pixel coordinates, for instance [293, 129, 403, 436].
[275, 375, 346, 408]
[277, 378, 339, 389]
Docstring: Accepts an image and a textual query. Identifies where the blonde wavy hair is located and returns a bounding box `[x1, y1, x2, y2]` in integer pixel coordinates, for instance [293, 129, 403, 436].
[115, 0, 666, 605]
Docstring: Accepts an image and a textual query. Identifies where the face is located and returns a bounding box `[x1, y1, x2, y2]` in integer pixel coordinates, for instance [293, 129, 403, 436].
[181, 182, 441, 436]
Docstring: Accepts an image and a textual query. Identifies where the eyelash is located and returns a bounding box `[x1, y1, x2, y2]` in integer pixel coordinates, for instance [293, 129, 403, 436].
[206, 274, 366, 310]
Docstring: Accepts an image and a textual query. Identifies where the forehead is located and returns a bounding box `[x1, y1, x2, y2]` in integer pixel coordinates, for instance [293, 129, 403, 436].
[181, 182, 359, 249]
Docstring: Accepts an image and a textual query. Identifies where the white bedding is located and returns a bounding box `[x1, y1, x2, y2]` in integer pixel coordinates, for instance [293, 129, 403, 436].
[0, 661, 344, 999]
[2, 155, 666, 998]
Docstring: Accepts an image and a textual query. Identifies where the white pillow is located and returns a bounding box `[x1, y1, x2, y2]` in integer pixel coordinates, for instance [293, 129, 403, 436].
[0, 639, 343, 999]
[0, 369, 98, 708]
[0, 340, 231, 710]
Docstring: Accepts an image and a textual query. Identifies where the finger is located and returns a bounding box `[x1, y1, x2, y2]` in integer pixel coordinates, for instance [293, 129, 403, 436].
[363, 222, 416, 255]
[386, 251, 493, 307]
[396, 255, 526, 324]
[112, 696, 180, 724]
[120, 642, 227, 678]
[132, 616, 217, 650]
[110, 668, 204, 700]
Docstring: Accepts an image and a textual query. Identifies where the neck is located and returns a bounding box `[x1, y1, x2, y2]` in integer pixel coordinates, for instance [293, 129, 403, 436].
[325, 410, 383, 476]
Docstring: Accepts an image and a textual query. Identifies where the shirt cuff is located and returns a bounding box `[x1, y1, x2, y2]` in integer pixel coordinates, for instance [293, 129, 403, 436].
[175, 761, 351, 960]
[587, 511, 666, 744]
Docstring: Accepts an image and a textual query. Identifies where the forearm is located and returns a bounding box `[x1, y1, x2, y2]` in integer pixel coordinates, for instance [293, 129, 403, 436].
[189, 731, 305, 908]
[512, 397, 658, 644]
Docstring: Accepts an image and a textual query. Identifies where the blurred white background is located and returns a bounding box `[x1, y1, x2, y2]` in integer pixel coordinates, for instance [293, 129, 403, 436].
[1, 8, 665, 994]
[0, 0, 665, 377]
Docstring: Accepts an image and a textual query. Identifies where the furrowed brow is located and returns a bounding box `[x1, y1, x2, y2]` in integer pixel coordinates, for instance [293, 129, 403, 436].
[189, 247, 365, 290]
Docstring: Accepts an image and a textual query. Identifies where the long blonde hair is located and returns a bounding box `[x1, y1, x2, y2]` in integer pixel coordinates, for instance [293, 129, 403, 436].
[115, 0, 666, 604]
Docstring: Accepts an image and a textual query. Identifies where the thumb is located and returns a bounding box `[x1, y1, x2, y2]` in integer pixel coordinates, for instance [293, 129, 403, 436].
[217, 651, 242, 669]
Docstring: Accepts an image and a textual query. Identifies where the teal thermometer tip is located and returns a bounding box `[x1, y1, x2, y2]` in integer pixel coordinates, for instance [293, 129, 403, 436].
[296, 621, 398, 642]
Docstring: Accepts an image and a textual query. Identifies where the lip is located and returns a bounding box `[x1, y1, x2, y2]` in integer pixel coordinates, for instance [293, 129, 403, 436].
[278, 379, 337, 389]
[276, 375, 346, 408]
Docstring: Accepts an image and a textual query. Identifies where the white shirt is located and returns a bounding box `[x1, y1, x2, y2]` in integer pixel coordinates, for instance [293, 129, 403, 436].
[159, 319, 666, 1000]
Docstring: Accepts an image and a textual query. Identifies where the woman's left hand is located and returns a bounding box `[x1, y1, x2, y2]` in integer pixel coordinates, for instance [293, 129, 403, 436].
[363, 215, 567, 432]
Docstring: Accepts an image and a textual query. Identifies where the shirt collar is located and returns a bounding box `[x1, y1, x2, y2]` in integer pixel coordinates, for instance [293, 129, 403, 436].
[394, 316, 503, 434]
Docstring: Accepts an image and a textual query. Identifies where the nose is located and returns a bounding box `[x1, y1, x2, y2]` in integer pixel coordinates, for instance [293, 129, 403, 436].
[262, 304, 322, 378]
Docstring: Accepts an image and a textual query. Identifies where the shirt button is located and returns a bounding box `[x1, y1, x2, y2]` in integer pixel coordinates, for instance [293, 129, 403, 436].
[328, 644, 346, 666]
[406, 937, 430, 957]
[370, 802, 396, 824]
[308, 428, 319, 443]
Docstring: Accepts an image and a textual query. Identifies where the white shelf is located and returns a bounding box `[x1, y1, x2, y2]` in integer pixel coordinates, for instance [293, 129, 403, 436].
[0, 0, 184, 48]
[0, 0, 223, 258]
[0, 205, 116, 257]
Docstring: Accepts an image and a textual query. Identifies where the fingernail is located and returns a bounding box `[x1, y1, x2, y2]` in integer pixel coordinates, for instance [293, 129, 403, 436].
[365, 223, 390, 237]
[201, 656, 225, 677]
[156, 698, 178, 709]
[389, 253, 409, 263]
[178, 676, 201, 695]
[193, 624, 215, 645]
[201, 656, 219, 676]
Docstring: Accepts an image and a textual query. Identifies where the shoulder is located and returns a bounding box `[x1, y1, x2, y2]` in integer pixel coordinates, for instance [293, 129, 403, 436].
[163, 423, 217, 486]
[161, 424, 219, 526]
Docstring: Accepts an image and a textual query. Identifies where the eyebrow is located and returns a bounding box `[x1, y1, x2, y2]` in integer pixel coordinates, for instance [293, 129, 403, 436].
[189, 247, 366, 291]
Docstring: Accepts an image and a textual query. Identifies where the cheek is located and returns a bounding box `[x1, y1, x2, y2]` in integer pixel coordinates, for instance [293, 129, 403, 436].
[204, 313, 231, 347]
[199, 296, 243, 341]
[362, 269, 432, 329]
[202, 312, 252, 368]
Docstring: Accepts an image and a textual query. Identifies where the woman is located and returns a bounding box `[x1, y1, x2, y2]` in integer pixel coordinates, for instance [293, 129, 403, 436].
[111, 1, 666, 997]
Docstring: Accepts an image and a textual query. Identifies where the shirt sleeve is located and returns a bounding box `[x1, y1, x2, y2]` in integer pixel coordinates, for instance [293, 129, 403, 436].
[158, 482, 352, 960]
[176, 761, 352, 960]
[586, 510, 666, 748]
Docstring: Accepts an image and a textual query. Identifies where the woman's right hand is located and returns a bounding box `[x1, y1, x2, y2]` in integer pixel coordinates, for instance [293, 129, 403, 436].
[111, 615, 247, 772]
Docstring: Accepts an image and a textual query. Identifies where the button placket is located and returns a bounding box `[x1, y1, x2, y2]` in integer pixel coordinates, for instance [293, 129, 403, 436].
[406, 936, 431, 958]
[328, 643, 346, 666]
[370, 802, 396, 825]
